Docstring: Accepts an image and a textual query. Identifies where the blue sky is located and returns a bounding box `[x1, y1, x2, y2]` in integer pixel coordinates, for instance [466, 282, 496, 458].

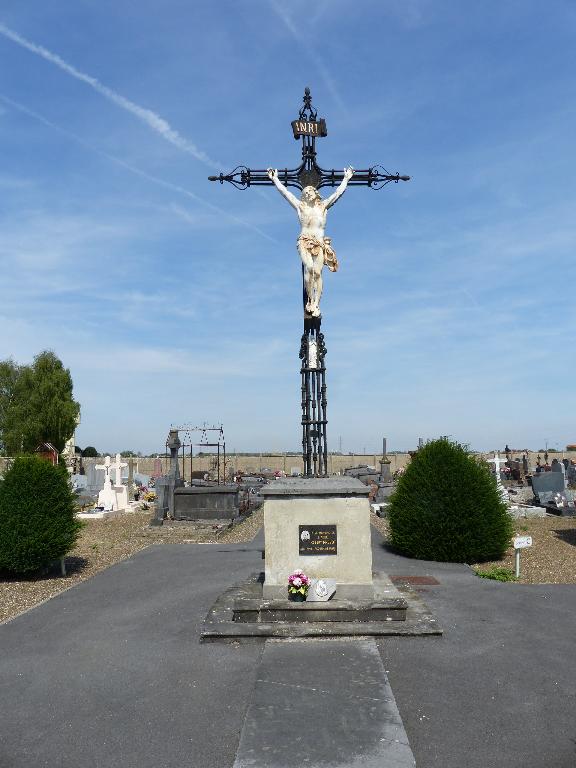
[0, 1, 574, 455]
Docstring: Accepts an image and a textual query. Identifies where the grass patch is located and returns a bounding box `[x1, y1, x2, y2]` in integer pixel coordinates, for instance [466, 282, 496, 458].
[475, 566, 517, 582]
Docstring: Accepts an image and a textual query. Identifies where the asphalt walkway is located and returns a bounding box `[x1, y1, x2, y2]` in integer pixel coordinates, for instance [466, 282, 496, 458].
[1, 529, 575, 767]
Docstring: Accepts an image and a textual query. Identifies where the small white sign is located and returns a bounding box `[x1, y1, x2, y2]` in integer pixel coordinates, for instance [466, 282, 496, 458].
[513, 535, 532, 549]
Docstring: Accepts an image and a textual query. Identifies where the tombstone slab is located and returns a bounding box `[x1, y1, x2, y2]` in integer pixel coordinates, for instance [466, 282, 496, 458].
[532, 471, 565, 500]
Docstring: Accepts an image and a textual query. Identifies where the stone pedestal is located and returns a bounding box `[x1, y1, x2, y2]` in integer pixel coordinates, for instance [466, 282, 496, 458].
[379, 460, 392, 483]
[262, 477, 373, 600]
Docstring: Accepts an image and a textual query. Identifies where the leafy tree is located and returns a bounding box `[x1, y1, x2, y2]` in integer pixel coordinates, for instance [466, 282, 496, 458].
[0, 359, 20, 454]
[0, 351, 80, 455]
[120, 450, 136, 457]
[0, 456, 82, 573]
[82, 446, 99, 458]
[388, 438, 513, 563]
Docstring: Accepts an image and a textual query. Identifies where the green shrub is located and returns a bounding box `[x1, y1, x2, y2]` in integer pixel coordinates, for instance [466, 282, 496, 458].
[0, 456, 82, 573]
[388, 438, 513, 563]
[475, 566, 516, 582]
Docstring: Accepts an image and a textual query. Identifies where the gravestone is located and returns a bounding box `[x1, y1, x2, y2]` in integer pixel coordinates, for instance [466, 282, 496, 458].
[551, 459, 562, 473]
[96, 456, 116, 510]
[173, 485, 239, 520]
[110, 454, 128, 510]
[531, 471, 565, 501]
[127, 457, 135, 501]
[150, 429, 184, 525]
[488, 453, 509, 505]
[86, 463, 105, 493]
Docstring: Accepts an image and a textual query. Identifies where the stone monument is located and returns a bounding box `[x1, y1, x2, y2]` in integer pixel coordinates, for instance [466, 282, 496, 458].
[95, 454, 128, 511]
[95, 456, 116, 510]
[151, 429, 184, 525]
[489, 452, 509, 505]
[379, 437, 392, 483]
[205, 90, 410, 626]
[261, 477, 373, 599]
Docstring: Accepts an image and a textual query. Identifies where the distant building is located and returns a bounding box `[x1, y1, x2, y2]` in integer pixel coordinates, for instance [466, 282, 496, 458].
[34, 443, 59, 466]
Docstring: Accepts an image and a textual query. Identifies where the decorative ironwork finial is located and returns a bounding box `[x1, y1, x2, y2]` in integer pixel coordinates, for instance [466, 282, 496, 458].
[299, 87, 317, 121]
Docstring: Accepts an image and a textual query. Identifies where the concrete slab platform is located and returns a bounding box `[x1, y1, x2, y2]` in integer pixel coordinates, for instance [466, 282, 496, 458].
[201, 571, 442, 641]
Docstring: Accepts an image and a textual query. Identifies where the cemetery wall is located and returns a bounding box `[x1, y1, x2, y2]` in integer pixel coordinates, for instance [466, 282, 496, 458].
[2, 451, 574, 480]
[77, 450, 576, 480]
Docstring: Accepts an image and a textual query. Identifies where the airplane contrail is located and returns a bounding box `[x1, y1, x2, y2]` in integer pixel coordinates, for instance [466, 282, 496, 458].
[0, 93, 276, 244]
[0, 22, 219, 168]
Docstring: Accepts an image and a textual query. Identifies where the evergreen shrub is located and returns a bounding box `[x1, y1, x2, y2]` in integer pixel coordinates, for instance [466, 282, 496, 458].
[0, 456, 82, 573]
[388, 438, 513, 563]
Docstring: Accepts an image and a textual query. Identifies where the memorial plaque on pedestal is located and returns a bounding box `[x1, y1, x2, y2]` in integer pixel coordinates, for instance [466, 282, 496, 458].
[306, 578, 337, 601]
[299, 525, 337, 555]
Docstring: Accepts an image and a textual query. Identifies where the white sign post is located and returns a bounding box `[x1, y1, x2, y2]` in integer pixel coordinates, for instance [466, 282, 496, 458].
[513, 535, 532, 578]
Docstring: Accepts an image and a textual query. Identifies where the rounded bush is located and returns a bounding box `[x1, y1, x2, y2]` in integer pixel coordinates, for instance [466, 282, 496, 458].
[388, 438, 513, 563]
[0, 456, 82, 573]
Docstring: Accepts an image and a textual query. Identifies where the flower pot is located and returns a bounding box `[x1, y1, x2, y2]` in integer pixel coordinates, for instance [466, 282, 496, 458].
[288, 592, 307, 602]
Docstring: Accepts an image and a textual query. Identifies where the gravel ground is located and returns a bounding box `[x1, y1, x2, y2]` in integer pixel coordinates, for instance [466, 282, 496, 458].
[2, 506, 575, 624]
[370, 511, 576, 583]
[0, 507, 263, 624]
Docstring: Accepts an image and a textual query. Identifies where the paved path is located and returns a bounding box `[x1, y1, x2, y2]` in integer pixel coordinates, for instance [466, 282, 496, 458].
[1, 529, 575, 767]
[234, 638, 415, 768]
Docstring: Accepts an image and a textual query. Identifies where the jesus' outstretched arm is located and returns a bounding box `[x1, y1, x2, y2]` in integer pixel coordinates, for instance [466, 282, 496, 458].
[324, 167, 354, 209]
[267, 168, 301, 210]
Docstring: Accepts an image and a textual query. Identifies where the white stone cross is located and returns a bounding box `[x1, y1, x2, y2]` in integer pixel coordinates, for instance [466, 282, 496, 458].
[488, 452, 509, 505]
[95, 455, 113, 486]
[95, 455, 116, 510]
[488, 452, 507, 475]
[110, 453, 128, 487]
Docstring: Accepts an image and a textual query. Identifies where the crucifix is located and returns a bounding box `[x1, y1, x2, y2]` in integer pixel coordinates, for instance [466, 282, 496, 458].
[209, 88, 409, 477]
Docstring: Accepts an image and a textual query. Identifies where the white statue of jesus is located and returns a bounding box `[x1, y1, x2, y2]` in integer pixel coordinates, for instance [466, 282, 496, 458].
[267, 167, 354, 317]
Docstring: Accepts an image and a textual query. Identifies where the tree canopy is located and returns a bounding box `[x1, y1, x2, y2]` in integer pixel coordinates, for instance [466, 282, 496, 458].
[388, 438, 513, 563]
[0, 456, 82, 573]
[0, 351, 80, 455]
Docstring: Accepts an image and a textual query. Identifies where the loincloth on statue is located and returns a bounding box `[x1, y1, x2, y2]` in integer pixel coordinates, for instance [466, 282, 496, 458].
[297, 235, 339, 272]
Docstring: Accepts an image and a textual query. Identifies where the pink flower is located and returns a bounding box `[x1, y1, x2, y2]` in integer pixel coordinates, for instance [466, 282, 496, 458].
[292, 577, 302, 587]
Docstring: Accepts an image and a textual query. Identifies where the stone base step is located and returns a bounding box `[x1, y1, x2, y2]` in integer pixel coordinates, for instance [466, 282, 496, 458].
[201, 571, 442, 642]
[233, 597, 407, 623]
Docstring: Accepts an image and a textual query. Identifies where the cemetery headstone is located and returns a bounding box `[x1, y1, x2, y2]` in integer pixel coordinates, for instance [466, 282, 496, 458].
[531, 471, 565, 502]
[488, 452, 509, 505]
[96, 456, 116, 510]
[128, 457, 135, 501]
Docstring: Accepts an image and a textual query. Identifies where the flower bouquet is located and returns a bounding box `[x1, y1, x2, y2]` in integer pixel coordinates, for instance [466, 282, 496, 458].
[287, 569, 310, 601]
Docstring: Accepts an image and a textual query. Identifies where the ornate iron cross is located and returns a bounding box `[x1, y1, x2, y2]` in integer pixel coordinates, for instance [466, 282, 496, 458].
[208, 88, 409, 477]
[209, 87, 409, 192]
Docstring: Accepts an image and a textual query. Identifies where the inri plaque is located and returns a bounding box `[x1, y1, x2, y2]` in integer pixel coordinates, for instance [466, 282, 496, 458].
[299, 525, 337, 555]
